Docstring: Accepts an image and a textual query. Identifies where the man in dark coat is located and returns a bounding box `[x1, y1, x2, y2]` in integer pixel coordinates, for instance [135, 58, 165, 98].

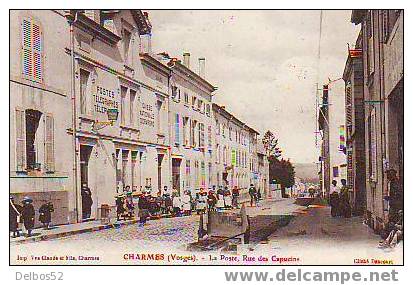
[248, 184, 257, 207]
[384, 169, 403, 224]
[138, 193, 150, 225]
[39, 201, 54, 229]
[10, 197, 22, 237]
[116, 196, 126, 221]
[339, 179, 351, 218]
[21, 197, 35, 237]
[81, 184, 93, 220]
[207, 190, 217, 211]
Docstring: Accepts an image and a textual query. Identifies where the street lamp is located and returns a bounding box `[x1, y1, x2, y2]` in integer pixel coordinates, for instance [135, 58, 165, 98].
[92, 108, 119, 132]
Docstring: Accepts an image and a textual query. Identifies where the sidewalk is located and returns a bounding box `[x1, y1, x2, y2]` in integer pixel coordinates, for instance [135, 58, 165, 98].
[10, 198, 302, 245]
[10, 218, 140, 245]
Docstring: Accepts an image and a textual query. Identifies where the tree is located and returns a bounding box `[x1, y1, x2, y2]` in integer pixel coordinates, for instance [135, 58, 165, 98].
[262, 131, 282, 158]
[269, 157, 295, 198]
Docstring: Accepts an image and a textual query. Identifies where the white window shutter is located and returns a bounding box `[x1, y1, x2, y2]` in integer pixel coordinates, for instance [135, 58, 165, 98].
[44, 113, 55, 172]
[15, 108, 26, 172]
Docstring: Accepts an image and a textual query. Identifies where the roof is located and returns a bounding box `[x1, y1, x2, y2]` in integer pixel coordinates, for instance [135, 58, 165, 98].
[212, 103, 259, 135]
[168, 59, 216, 94]
[140, 53, 170, 76]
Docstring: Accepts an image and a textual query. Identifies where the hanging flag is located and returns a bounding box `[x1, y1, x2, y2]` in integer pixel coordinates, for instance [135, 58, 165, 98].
[339, 125, 345, 153]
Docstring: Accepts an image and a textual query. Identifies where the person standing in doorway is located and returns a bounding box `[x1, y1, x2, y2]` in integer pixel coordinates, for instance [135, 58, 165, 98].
[21, 197, 35, 237]
[81, 184, 93, 220]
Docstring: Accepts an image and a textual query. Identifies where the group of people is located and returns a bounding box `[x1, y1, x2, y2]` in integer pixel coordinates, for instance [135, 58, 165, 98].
[9, 196, 54, 238]
[329, 169, 403, 248]
[130, 184, 250, 226]
[329, 179, 351, 218]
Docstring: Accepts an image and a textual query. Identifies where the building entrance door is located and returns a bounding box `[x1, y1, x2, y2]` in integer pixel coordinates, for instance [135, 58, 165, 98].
[80, 145, 93, 220]
[157, 154, 164, 194]
[172, 158, 181, 195]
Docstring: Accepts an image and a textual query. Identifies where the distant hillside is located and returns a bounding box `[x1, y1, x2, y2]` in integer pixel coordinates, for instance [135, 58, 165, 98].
[293, 163, 319, 183]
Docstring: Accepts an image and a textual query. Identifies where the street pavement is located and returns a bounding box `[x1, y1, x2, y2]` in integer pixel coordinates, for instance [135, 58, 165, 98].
[260, 205, 403, 265]
[10, 199, 402, 265]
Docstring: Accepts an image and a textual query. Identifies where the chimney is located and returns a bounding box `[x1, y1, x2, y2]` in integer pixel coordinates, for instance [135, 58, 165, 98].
[198, 57, 205, 78]
[183, 52, 190, 68]
[140, 33, 152, 54]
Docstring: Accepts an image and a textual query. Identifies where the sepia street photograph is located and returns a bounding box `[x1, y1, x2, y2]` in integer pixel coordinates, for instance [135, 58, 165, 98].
[9, 9, 404, 266]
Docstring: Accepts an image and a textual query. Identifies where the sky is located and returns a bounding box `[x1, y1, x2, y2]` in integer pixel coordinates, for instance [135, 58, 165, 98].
[148, 10, 360, 164]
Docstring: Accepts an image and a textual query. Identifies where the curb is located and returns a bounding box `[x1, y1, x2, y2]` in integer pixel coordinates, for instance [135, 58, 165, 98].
[11, 213, 176, 245]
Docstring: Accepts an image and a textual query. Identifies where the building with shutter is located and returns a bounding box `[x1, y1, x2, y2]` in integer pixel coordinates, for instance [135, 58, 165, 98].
[10, 10, 271, 226]
[342, 31, 366, 216]
[212, 104, 261, 197]
[10, 10, 73, 225]
[351, 10, 403, 232]
[166, 53, 216, 196]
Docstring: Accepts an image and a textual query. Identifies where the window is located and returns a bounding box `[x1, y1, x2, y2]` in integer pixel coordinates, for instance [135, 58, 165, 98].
[123, 29, 132, 66]
[131, 151, 138, 190]
[201, 161, 206, 188]
[25, 109, 42, 171]
[216, 144, 220, 163]
[198, 100, 204, 113]
[22, 18, 43, 83]
[207, 125, 212, 148]
[121, 149, 129, 187]
[367, 11, 375, 75]
[156, 100, 163, 134]
[184, 92, 189, 105]
[199, 123, 205, 148]
[229, 126, 233, 141]
[206, 104, 211, 117]
[183, 117, 189, 146]
[332, 166, 339, 178]
[194, 161, 199, 188]
[129, 89, 136, 126]
[120, 86, 128, 125]
[190, 119, 197, 147]
[369, 108, 377, 181]
[192, 96, 197, 109]
[186, 160, 191, 188]
[174, 113, 180, 146]
[79, 69, 90, 115]
[172, 86, 178, 101]
[216, 120, 220, 135]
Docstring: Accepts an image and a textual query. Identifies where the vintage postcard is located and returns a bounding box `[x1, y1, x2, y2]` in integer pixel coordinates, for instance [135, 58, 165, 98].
[9, 9, 403, 266]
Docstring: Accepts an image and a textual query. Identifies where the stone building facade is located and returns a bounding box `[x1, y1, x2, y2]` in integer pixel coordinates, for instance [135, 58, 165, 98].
[212, 104, 259, 195]
[351, 10, 403, 231]
[10, 9, 270, 226]
[10, 10, 73, 225]
[342, 32, 366, 216]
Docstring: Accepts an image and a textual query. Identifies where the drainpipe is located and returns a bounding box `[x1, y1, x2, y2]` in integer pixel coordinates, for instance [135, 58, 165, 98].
[67, 11, 80, 223]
